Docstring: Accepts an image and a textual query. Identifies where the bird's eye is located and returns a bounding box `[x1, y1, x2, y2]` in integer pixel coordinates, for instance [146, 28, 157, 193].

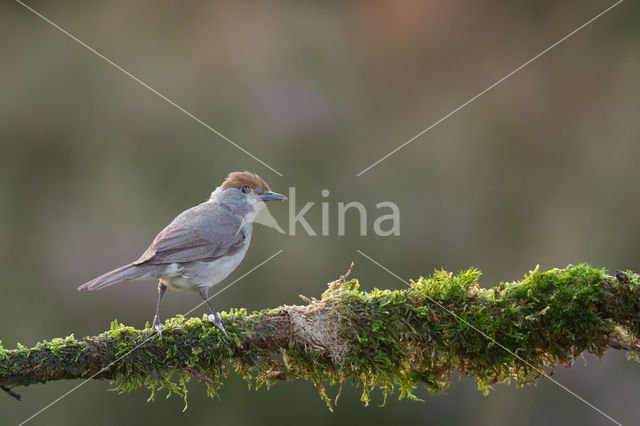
[241, 185, 252, 194]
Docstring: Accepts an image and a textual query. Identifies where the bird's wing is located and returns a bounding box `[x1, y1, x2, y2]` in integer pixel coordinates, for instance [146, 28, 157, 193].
[135, 202, 246, 265]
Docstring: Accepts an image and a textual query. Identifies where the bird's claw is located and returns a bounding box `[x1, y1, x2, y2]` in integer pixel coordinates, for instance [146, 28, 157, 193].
[247, 351, 259, 367]
[202, 313, 257, 367]
[153, 316, 163, 339]
[206, 313, 228, 337]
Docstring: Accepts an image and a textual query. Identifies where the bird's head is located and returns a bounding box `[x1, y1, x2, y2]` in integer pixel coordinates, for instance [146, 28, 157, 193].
[213, 171, 287, 210]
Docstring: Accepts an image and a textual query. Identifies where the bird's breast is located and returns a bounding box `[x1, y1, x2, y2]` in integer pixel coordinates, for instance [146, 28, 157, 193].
[161, 240, 250, 291]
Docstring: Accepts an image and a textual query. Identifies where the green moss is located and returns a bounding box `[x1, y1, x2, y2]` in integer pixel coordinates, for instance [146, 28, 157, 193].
[1, 264, 638, 409]
[295, 264, 640, 406]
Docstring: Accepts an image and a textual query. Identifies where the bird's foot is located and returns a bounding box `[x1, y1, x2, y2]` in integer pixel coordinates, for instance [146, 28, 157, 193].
[153, 316, 163, 339]
[206, 313, 228, 338]
[247, 351, 259, 367]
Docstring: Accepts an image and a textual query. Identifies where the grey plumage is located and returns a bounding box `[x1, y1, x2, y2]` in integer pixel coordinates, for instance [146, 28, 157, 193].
[78, 188, 252, 291]
[77, 171, 287, 337]
[78, 263, 151, 291]
[136, 193, 248, 265]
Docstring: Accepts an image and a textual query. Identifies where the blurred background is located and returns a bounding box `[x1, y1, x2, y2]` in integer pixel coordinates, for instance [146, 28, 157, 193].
[2, 1, 639, 425]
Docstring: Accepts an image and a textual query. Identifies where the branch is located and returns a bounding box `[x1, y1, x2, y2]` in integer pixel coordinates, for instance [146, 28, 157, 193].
[1, 264, 639, 407]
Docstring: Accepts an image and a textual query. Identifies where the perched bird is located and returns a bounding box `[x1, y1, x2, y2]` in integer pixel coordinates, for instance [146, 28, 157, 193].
[78, 171, 287, 336]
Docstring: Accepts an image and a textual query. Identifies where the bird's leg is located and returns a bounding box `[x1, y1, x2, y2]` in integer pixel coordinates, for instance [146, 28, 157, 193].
[199, 287, 228, 337]
[153, 281, 167, 338]
[198, 288, 259, 366]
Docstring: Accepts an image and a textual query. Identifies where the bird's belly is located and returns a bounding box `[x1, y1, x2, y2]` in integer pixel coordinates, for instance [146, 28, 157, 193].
[161, 246, 249, 291]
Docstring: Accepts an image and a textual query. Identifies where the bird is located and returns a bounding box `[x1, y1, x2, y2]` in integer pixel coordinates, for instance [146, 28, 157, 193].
[78, 171, 287, 337]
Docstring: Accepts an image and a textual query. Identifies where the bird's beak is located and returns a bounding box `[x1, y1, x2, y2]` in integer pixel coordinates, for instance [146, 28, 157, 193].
[260, 191, 287, 202]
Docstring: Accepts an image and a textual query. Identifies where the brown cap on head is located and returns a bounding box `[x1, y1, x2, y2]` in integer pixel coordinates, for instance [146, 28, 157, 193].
[220, 171, 271, 192]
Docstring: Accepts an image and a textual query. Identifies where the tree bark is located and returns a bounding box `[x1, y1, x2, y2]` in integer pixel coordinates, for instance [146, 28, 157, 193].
[1, 264, 638, 405]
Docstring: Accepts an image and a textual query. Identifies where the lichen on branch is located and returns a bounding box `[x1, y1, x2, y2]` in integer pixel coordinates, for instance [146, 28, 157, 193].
[1, 264, 639, 408]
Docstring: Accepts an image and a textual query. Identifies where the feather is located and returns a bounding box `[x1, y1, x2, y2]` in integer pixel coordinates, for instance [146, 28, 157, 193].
[78, 263, 152, 291]
[219, 171, 271, 192]
[135, 199, 246, 265]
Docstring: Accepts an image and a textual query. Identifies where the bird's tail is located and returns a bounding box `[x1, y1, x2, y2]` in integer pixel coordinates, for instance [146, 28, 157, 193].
[78, 263, 153, 291]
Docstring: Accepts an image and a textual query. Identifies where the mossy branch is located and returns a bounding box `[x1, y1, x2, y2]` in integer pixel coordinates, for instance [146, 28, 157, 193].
[1, 264, 639, 407]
